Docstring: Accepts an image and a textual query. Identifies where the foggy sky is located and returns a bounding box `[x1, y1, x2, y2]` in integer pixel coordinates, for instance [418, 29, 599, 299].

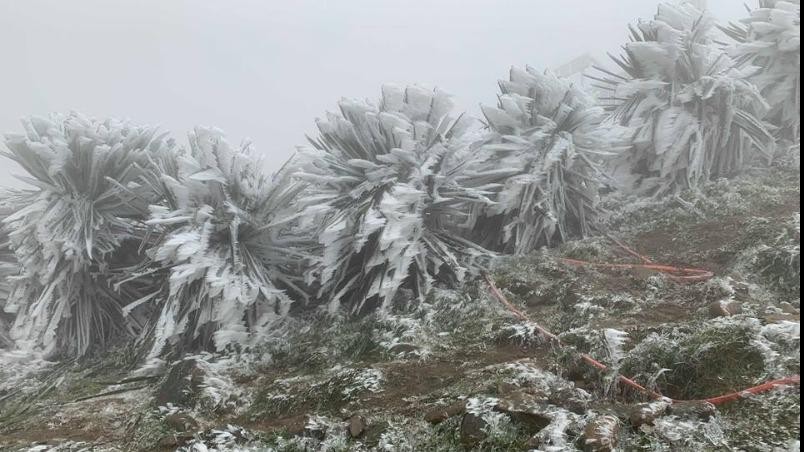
[0, 0, 746, 187]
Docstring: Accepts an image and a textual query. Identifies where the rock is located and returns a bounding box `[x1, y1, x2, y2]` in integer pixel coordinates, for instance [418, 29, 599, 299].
[388, 343, 419, 355]
[495, 382, 522, 396]
[495, 390, 540, 412]
[460, 413, 488, 447]
[424, 401, 466, 424]
[779, 302, 800, 315]
[708, 300, 743, 318]
[303, 418, 328, 441]
[156, 359, 204, 407]
[494, 391, 551, 434]
[165, 413, 199, 432]
[668, 400, 717, 420]
[157, 435, 179, 449]
[582, 415, 620, 452]
[548, 388, 592, 415]
[526, 435, 542, 449]
[628, 401, 671, 427]
[157, 433, 194, 448]
[348, 415, 367, 438]
[362, 421, 390, 447]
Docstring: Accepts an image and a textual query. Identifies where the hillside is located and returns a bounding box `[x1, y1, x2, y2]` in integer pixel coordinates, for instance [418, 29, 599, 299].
[1, 167, 799, 451]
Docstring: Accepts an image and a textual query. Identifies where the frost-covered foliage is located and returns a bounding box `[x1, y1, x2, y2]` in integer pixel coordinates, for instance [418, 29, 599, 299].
[1, 113, 173, 356]
[722, 0, 801, 147]
[0, 204, 17, 348]
[473, 67, 622, 253]
[132, 128, 308, 358]
[0, 2, 798, 365]
[296, 85, 504, 314]
[598, 2, 774, 196]
[748, 213, 801, 294]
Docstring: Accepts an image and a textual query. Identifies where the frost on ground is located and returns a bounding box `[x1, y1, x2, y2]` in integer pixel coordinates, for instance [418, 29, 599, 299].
[0, 169, 800, 451]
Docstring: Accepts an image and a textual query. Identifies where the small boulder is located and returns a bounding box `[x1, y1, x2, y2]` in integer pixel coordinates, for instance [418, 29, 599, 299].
[708, 300, 743, 318]
[548, 388, 592, 414]
[156, 359, 204, 407]
[157, 433, 193, 448]
[424, 401, 466, 424]
[668, 400, 717, 420]
[779, 301, 799, 315]
[494, 391, 551, 434]
[628, 400, 671, 427]
[165, 413, 199, 432]
[460, 413, 488, 447]
[582, 415, 620, 452]
[388, 343, 419, 356]
[303, 418, 328, 441]
[348, 415, 367, 438]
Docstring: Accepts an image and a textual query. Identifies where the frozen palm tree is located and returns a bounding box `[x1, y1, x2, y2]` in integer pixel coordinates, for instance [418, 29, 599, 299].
[721, 0, 801, 148]
[0, 211, 15, 348]
[296, 85, 505, 314]
[1, 113, 173, 357]
[472, 67, 623, 254]
[593, 2, 774, 196]
[131, 128, 308, 359]
[0, 197, 21, 348]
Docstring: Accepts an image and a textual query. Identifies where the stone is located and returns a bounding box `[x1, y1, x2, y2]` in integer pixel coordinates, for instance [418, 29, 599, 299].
[424, 401, 466, 424]
[165, 413, 199, 432]
[388, 343, 419, 355]
[494, 391, 551, 434]
[779, 302, 799, 315]
[157, 433, 193, 448]
[459, 413, 488, 447]
[667, 400, 717, 420]
[708, 300, 743, 318]
[157, 435, 179, 449]
[348, 415, 367, 438]
[156, 359, 204, 407]
[548, 388, 592, 415]
[628, 401, 671, 427]
[582, 415, 620, 452]
[303, 418, 328, 441]
[526, 435, 542, 449]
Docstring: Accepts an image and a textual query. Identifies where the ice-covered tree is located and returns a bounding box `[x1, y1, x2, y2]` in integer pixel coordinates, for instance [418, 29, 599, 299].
[594, 2, 774, 196]
[129, 128, 309, 358]
[1, 113, 173, 357]
[471, 67, 623, 254]
[721, 0, 801, 148]
[296, 85, 505, 314]
[0, 207, 16, 349]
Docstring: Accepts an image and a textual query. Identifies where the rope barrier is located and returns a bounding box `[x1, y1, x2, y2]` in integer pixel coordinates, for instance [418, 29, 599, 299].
[558, 233, 714, 283]
[483, 238, 801, 406]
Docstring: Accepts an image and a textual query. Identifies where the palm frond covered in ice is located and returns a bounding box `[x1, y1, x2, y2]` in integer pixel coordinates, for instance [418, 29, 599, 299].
[132, 128, 308, 358]
[721, 0, 801, 145]
[0, 201, 17, 348]
[1, 113, 173, 356]
[296, 85, 505, 314]
[472, 67, 623, 254]
[594, 2, 774, 196]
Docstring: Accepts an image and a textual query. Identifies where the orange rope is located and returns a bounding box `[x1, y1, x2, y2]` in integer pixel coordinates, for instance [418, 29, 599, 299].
[558, 233, 715, 283]
[484, 271, 801, 406]
[559, 258, 715, 283]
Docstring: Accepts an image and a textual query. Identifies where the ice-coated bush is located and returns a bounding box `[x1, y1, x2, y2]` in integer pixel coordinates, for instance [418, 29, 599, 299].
[471, 67, 624, 253]
[1, 113, 173, 356]
[722, 0, 801, 148]
[597, 2, 774, 196]
[295, 85, 507, 314]
[130, 128, 309, 358]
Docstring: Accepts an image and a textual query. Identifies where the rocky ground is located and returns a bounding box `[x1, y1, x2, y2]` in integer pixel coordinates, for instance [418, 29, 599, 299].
[0, 167, 800, 451]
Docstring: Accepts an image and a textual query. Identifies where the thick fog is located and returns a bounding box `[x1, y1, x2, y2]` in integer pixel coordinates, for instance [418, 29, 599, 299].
[0, 0, 745, 187]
